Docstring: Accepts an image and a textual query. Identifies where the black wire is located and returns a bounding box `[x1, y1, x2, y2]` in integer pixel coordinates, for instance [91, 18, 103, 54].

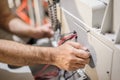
[65, 71, 77, 80]
[63, 31, 78, 80]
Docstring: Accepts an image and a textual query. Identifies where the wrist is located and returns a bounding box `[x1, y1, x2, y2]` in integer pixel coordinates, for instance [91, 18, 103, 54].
[46, 47, 57, 65]
[47, 47, 59, 66]
[28, 27, 43, 39]
[36, 47, 57, 65]
[24, 27, 39, 38]
[48, 47, 59, 65]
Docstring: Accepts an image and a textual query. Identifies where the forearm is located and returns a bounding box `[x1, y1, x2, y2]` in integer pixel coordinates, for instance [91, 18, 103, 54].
[8, 18, 35, 37]
[0, 39, 55, 66]
[0, 0, 34, 38]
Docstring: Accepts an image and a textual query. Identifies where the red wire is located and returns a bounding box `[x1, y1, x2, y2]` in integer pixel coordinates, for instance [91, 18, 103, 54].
[34, 33, 77, 80]
[34, 64, 50, 78]
[58, 34, 77, 45]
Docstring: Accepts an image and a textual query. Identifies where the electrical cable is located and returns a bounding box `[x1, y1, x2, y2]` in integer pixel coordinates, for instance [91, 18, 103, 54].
[58, 31, 78, 80]
[65, 71, 77, 80]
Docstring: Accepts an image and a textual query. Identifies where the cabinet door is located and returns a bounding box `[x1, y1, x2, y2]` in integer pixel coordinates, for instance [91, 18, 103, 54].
[64, 11, 113, 80]
[111, 50, 120, 80]
[88, 34, 113, 80]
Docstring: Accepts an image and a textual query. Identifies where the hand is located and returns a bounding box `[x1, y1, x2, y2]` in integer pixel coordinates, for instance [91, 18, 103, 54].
[53, 41, 90, 71]
[30, 23, 54, 39]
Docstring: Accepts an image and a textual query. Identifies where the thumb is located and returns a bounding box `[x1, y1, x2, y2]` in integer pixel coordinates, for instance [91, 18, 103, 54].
[66, 41, 88, 50]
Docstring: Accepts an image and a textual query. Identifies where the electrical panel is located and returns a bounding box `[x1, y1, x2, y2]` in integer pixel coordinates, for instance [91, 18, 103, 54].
[60, 0, 120, 80]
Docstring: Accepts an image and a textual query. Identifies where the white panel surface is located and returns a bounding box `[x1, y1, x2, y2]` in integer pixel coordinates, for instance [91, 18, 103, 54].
[61, 0, 106, 28]
[60, 0, 120, 80]
[111, 49, 120, 80]
[88, 34, 113, 80]
[64, 10, 113, 80]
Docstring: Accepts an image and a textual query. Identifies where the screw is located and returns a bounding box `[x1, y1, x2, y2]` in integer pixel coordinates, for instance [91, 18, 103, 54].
[107, 71, 109, 74]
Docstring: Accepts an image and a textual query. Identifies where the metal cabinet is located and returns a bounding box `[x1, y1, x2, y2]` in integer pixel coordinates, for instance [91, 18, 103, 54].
[62, 9, 113, 80]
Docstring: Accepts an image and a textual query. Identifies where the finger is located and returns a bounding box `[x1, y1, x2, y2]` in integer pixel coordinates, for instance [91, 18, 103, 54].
[70, 57, 90, 65]
[46, 24, 53, 29]
[66, 41, 82, 49]
[73, 49, 90, 59]
[68, 64, 85, 71]
[44, 25, 54, 34]
[76, 58, 90, 64]
[50, 30, 54, 35]
[40, 23, 52, 29]
[42, 27, 54, 35]
[44, 31, 54, 38]
[74, 64, 85, 69]
[66, 41, 88, 50]
[47, 30, 54, 37]
[84, 58, 90, 64]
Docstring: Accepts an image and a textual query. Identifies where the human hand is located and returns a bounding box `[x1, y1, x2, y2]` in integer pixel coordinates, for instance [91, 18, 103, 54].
[30, 23, 54, 39]
[53, 41, 90, 71]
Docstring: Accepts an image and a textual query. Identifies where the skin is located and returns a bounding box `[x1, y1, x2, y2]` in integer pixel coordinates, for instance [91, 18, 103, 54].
[0, 40, 90, 71]
[0, 0, 54, 39]
[8, 18, 54, 39]
[53, 41, 90, 71]
[0, 0, 90, 71]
